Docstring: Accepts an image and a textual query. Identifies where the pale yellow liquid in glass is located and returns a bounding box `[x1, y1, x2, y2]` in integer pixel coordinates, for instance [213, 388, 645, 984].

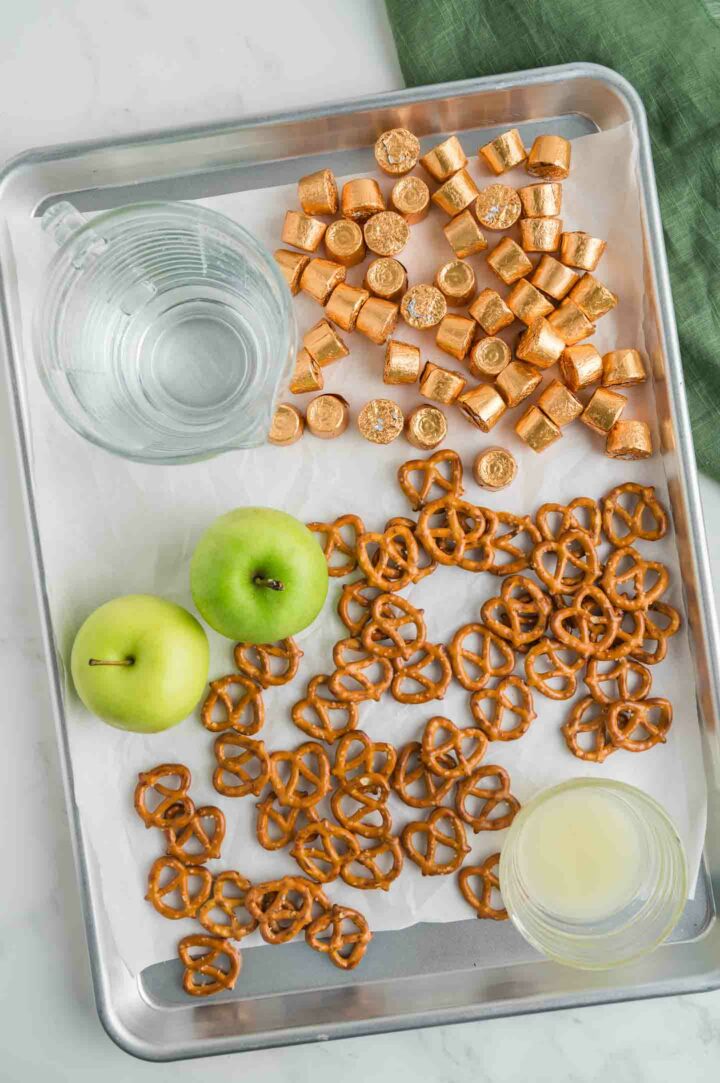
[516, 789, 645, 922]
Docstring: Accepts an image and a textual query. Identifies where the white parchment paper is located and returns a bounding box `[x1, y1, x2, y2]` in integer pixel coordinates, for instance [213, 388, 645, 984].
[6, 123, 707, 976]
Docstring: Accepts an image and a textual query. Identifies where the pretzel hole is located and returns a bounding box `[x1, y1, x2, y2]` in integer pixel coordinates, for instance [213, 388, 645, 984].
[141, 776, 185, 814]
[179, 819, 216, 858]
[541, 510, 565, 538]
[573, 726, 606, 754]
[487, 883, 504, 911]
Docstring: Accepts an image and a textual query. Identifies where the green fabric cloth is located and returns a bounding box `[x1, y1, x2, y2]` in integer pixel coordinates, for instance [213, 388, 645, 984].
[385, 0, 720, 480]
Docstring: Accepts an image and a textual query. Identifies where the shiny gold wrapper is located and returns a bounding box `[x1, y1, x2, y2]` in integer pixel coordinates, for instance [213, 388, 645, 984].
[469, 288, 514, 335]
[401, 284, 448, 330]
[419, 134, 467, 182]
[468, 336, 511, 379]
[298, 168, 338, 216]
[374, 128, 420, 175]
[506, 279, 555, 326]
[357, 398, 405, 444]
[458, 384, 507, 432]
[435, 259, 476, 306]
[289, 348, 323, 395]
[274, 249, 310, 295]
[306, 393, 350, 439]
[355, 297, 399, 344]
[486, 237, 533, 285]
[518, 182, 562, 218]
[560, 231, 607, 271]
[436, 314, 476, 361]
[443, 209, 488, 258]
[606, 420, 653, 460]
[602, 348, 647, 387]
[530, 254, 578, 300]
[515, 405, 562, 452]
[384, 339, 421, 384]
[473, 446, 517, 490]
[537, 379, 583, 427]
[325, 219, 366, 267]
[496, 361, 542, 407]
[364, 257, 407, 301]
[479, 128, 527, 175]
[325, 283, 370, 332]
[547, 299, 595, 345]
[281, 210, 326, 252]
[515, 317, 565, 368]
[519, 217, 562, 253]
[526, 135, 571, 180]
[569, 273, 619, 321]
[559, 344, 603, 390]
[269, 403, 304, 446]
[406, 405, 448, 449]
[363, 210, 410, 257]
[431, 169, 480, 217]
[475, 184, 522, 230]
[300, 258, 346, 305]
[303, 319, 349, 367]
[341, 178, 385, 222]
[419, 361, 467, 405]
[581, 387, 627, 434]
[391, 175, 430, 223]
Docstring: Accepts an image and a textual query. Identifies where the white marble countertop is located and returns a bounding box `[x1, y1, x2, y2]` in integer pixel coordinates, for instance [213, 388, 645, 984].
[2, 1, 720, 1078]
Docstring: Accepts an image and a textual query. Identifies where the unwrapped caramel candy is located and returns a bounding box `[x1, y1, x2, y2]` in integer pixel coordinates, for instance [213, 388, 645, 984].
[458, 384, 506, 432]
[274, 249, 310, 294]
[298, 169, 338, 215]
[581, 387, 627, 434]
[401, 284, 447, 330]
[406, 405, 447, 449]
[515, 405, 562, 452]
[606, 420, 653, 459]
[537, 379, 583, 427]
[357, 399, 404, 444]
[496, 361, 542, 406]
[269, 403, 304, 446]
[469, 288, 514, 335]
[479, 128, 527, 174]
[384, 339, 421, 385]
[436, 314, 476, 361]
[374, 128, 420, 175]
[473, 447, 517, 490]
[420, 135, 467, 181]
[475, 184, 522, 230]
[443, 210, 488, 258]
[282, 210, 326, 252]
[526, 135, 571, 180]
[486, 237, 533, 285]
[468, 336, 511, 379]
[420, 361, 466, 404]
[391, 175, 430, 224]
[306, 394, 350, 438]
[506, 279, 554, 325]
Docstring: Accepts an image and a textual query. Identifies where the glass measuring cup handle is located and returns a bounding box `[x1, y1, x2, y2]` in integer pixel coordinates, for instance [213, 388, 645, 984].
[41, 201, 108, 270]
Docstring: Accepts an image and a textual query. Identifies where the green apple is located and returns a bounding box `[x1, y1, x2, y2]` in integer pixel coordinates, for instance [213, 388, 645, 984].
[70, 594, 209, 733]
[190, 506, 328, 642]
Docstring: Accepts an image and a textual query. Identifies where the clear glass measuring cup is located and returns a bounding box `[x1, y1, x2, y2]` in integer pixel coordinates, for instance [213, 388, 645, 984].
[34, 201, 296, 464]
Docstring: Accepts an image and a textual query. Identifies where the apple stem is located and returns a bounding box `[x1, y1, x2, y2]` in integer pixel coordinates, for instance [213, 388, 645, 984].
[253, 575, 285, 592]
[88, 658, 135, 667]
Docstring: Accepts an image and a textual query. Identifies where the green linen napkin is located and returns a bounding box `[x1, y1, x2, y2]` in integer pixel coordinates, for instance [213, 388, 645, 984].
[385, 0, 720, 480]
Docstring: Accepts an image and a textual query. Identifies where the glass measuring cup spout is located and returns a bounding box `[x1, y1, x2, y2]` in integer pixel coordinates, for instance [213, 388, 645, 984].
[34, 200, 296, 464]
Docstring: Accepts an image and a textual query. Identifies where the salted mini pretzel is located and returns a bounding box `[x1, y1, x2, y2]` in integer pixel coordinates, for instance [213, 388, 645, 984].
[291, 674, 360, 743]
[524, 638, 585, 701]
[255, 792, 319, 851]
[307, 514, 366, 577]
[212, 733, 270, 798]
[290, 819, 360, 883]
[392, 741, 456, 808]
[397, 448, 464, 510]
[562, 696, 616, 763]
[601, 546, 669, 612]
[356, 523, 419, 591]
[390, 642, 452, 704]
[420, 716, 488, 780]
[415, 497, 492, 570]
[268, 742, 331, 809]
[385, 516, 438, 582]
[536, 497, 602, 545]
[134, 763, 194, 830]
[481, 575, 552, 648]
[197, 870, 257, 940]
[245, 877, 326, 945]
[165, 804, 225, 865]
[593, 608, 645, 661]
[329, 637, 394, 702]
[401, 807, 471, 876]
[550, 584, 619, 657]
[470, 675, 537, 741]
[333, 731, 397, 785]
[305, 904, 372, 970]
[605, 697, 673, 751]
[455, 766, 520, 833]
[531, 529, 600, 595]
[233, 638, 303, 688]
[201, 674, 265, 736]
[602, 482, 668, 547]
[486, 512, 542, 576]
[631, 601, 681, 665]
[145, 856, 212, 920]
[360, 593, 427, 660]
[448, 623, 515, 692]
[337, 579, 383, 636]
[330, 773, 392, 839]
[178, 934, 241, 997]
[458, 854, 507, 920]
[585, 657, 653, 705]
[340, 834, 404, 891]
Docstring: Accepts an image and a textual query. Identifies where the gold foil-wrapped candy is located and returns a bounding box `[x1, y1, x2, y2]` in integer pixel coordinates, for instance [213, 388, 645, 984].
[298, 169, 338, 216]
[479, 128, 527, 175]
[304, 319, 349, 367]
[519, 217, 562, 253]
[559, 344, 603, 390]
[325, 219, 366, 267]
[606, 420, 653, 460]
[569, 274, 618, 321]
[468, 336, 511, 379]
[530, 255, 579, 300]
[274, 249, 310, 295]
[374, 128, 421, 175]
[364, 210, 410, 257]
[306, 393, 350, 439]
[391, 175, 431, 224]
[581, 387, 627, 434]
[475, 184, 522, 230]
[282, 210, 327, 252]
[364, 257, 407, 301]
[420, 361, 467, 404]
[325, 283, 370, 332]
[496, 361, 542, 407]
[443, 210, 488, 258]
[357, 398, 405, 445]
[526, 135, 571, 180]
[300, 258, 346, 304]
[401, 284, 448, 330]
[560, 231, 607, 271]
[537, 379, 583, 427]
[420, 135, 467, 182]
[602, 349, 647, 387]
[435, 260, 476, 306]
[469, 288, 514, 335]
[506, 279, 554, 326]
[436, 314, 476, 361]
[432, 169, 480, 216]
[269, 403, 304, 446]
[547, 299, 595, 345]
[406, 405, 448, 449]
[515, 317, 565, 368]
[384, 339, 421, 385]
[341, 178, 385, 222]
[355, 297, 399, 344]
[518, 182, 562, 218]
[515, 405, 562, 452]
[289, 348, 323, 394]
[473, 447, 517, 490]
[458, 384, 507, 432]
[486, 237, 533, 285]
